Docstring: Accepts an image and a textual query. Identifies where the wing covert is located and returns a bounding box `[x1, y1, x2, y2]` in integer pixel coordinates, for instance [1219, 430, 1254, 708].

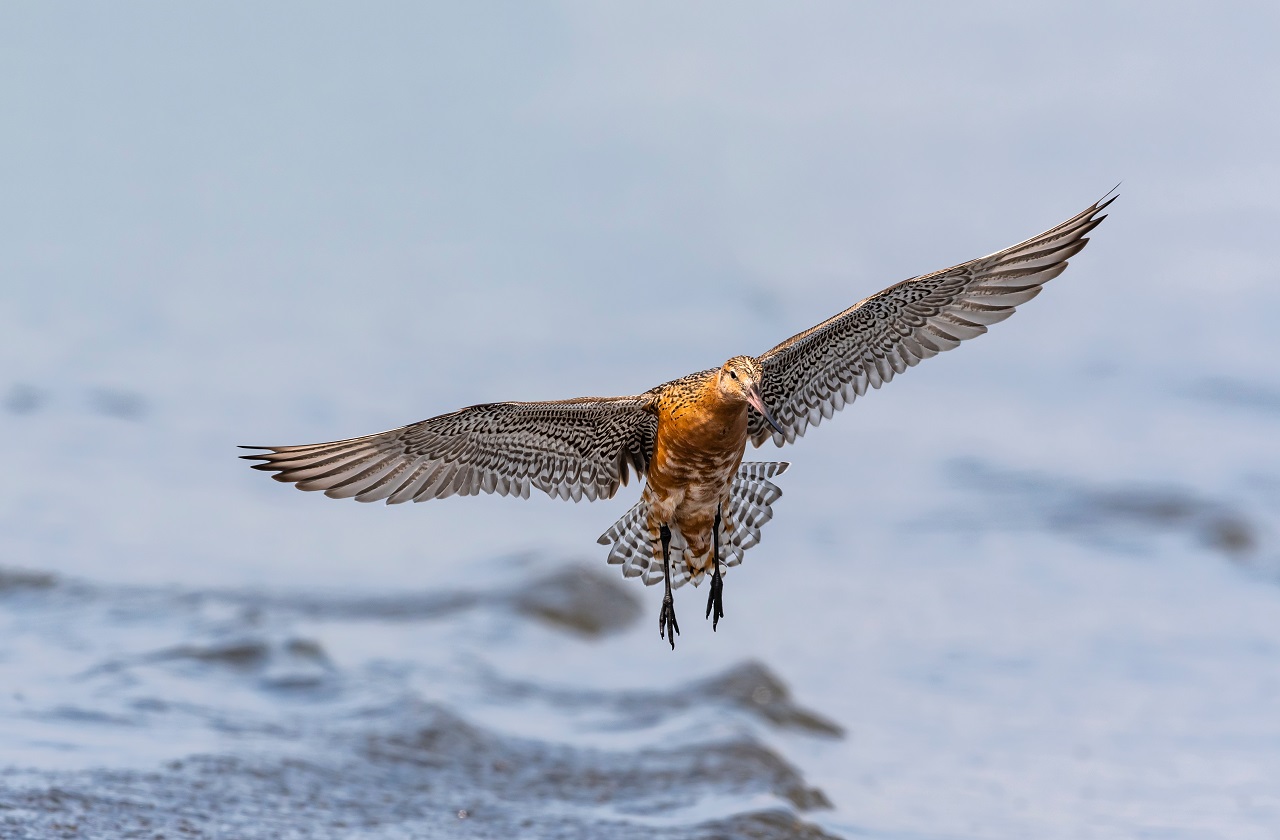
[748, 193, 1115, 446]
[242, 396, 658, 504]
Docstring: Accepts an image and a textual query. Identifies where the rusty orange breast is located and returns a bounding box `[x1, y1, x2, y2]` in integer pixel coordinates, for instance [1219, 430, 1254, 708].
[646, 378, 749, 504]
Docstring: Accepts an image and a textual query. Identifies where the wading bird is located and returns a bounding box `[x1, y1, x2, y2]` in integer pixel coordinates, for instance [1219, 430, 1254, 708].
[243, 194, 1114, 649]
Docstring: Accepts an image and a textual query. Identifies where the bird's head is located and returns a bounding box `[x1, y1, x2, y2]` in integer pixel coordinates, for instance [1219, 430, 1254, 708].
[717, 356, 783, 434]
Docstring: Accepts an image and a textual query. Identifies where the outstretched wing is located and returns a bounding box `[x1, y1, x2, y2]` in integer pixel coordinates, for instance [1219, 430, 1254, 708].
[748, 193, 1115, 446]
[242, 396, 658, 504]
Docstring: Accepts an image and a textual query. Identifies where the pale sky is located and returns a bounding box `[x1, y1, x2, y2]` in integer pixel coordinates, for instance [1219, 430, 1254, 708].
[1, 2, 1277, 585]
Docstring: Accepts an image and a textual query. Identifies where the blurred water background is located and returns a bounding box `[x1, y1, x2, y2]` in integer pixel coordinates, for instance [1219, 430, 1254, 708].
[2, 3, 1279, 838]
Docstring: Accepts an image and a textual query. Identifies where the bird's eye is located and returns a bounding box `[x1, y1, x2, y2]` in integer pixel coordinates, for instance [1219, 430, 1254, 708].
[729, 371, 738, 380]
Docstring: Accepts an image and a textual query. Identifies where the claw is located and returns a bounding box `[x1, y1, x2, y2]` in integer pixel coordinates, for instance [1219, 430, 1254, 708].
[660, 593, 680, 649]
[705, 569, 724, 630]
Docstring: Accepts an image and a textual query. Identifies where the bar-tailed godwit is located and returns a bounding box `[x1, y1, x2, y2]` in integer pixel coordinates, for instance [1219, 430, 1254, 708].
[244, 194, 1114, 648]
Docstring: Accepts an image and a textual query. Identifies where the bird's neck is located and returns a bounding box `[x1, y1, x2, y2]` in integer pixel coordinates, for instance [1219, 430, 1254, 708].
[661, 376, 749, 445]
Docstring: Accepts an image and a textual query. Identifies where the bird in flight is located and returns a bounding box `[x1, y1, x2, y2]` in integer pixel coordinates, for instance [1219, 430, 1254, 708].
[243, 193, 1114, 649]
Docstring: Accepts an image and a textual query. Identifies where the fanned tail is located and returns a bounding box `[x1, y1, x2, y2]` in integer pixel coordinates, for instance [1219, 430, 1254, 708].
[596, 462, 789, 589]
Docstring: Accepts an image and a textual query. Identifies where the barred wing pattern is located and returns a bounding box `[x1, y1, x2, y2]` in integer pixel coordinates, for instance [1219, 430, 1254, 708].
[242, 397, 658, 504]
[748, 195, 1115, 447]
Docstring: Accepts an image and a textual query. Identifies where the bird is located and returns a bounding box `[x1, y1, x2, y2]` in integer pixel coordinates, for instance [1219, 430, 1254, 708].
[242, 192, 1114, 649]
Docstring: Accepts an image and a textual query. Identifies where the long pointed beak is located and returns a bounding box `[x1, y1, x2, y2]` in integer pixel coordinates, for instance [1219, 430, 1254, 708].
[745, 383, 785, 436]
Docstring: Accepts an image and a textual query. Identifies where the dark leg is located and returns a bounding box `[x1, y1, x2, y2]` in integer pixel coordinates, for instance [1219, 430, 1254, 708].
[706, 505, 724, 630]
[658, 524, 680, 649]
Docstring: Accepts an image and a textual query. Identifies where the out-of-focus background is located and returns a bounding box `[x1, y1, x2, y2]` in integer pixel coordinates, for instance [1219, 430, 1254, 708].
[3, 3, 1279, 838]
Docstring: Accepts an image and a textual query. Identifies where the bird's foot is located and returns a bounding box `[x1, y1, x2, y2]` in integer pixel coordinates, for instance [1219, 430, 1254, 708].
[705, 567, 724, 631]
[659, 592, 680, 650]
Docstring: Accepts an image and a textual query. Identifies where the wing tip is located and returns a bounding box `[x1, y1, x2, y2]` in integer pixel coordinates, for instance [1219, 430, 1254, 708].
[1089, 185, 1120, 217]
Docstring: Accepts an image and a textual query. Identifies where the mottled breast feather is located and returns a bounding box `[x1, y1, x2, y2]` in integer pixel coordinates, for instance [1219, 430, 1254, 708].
[747, 193, 1115, 447]
[242, 396, 658, 504]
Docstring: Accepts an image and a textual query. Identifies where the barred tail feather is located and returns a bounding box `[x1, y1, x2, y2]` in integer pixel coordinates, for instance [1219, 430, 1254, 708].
[596, 462, 789, 588]
[723, 461, 788, 558]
